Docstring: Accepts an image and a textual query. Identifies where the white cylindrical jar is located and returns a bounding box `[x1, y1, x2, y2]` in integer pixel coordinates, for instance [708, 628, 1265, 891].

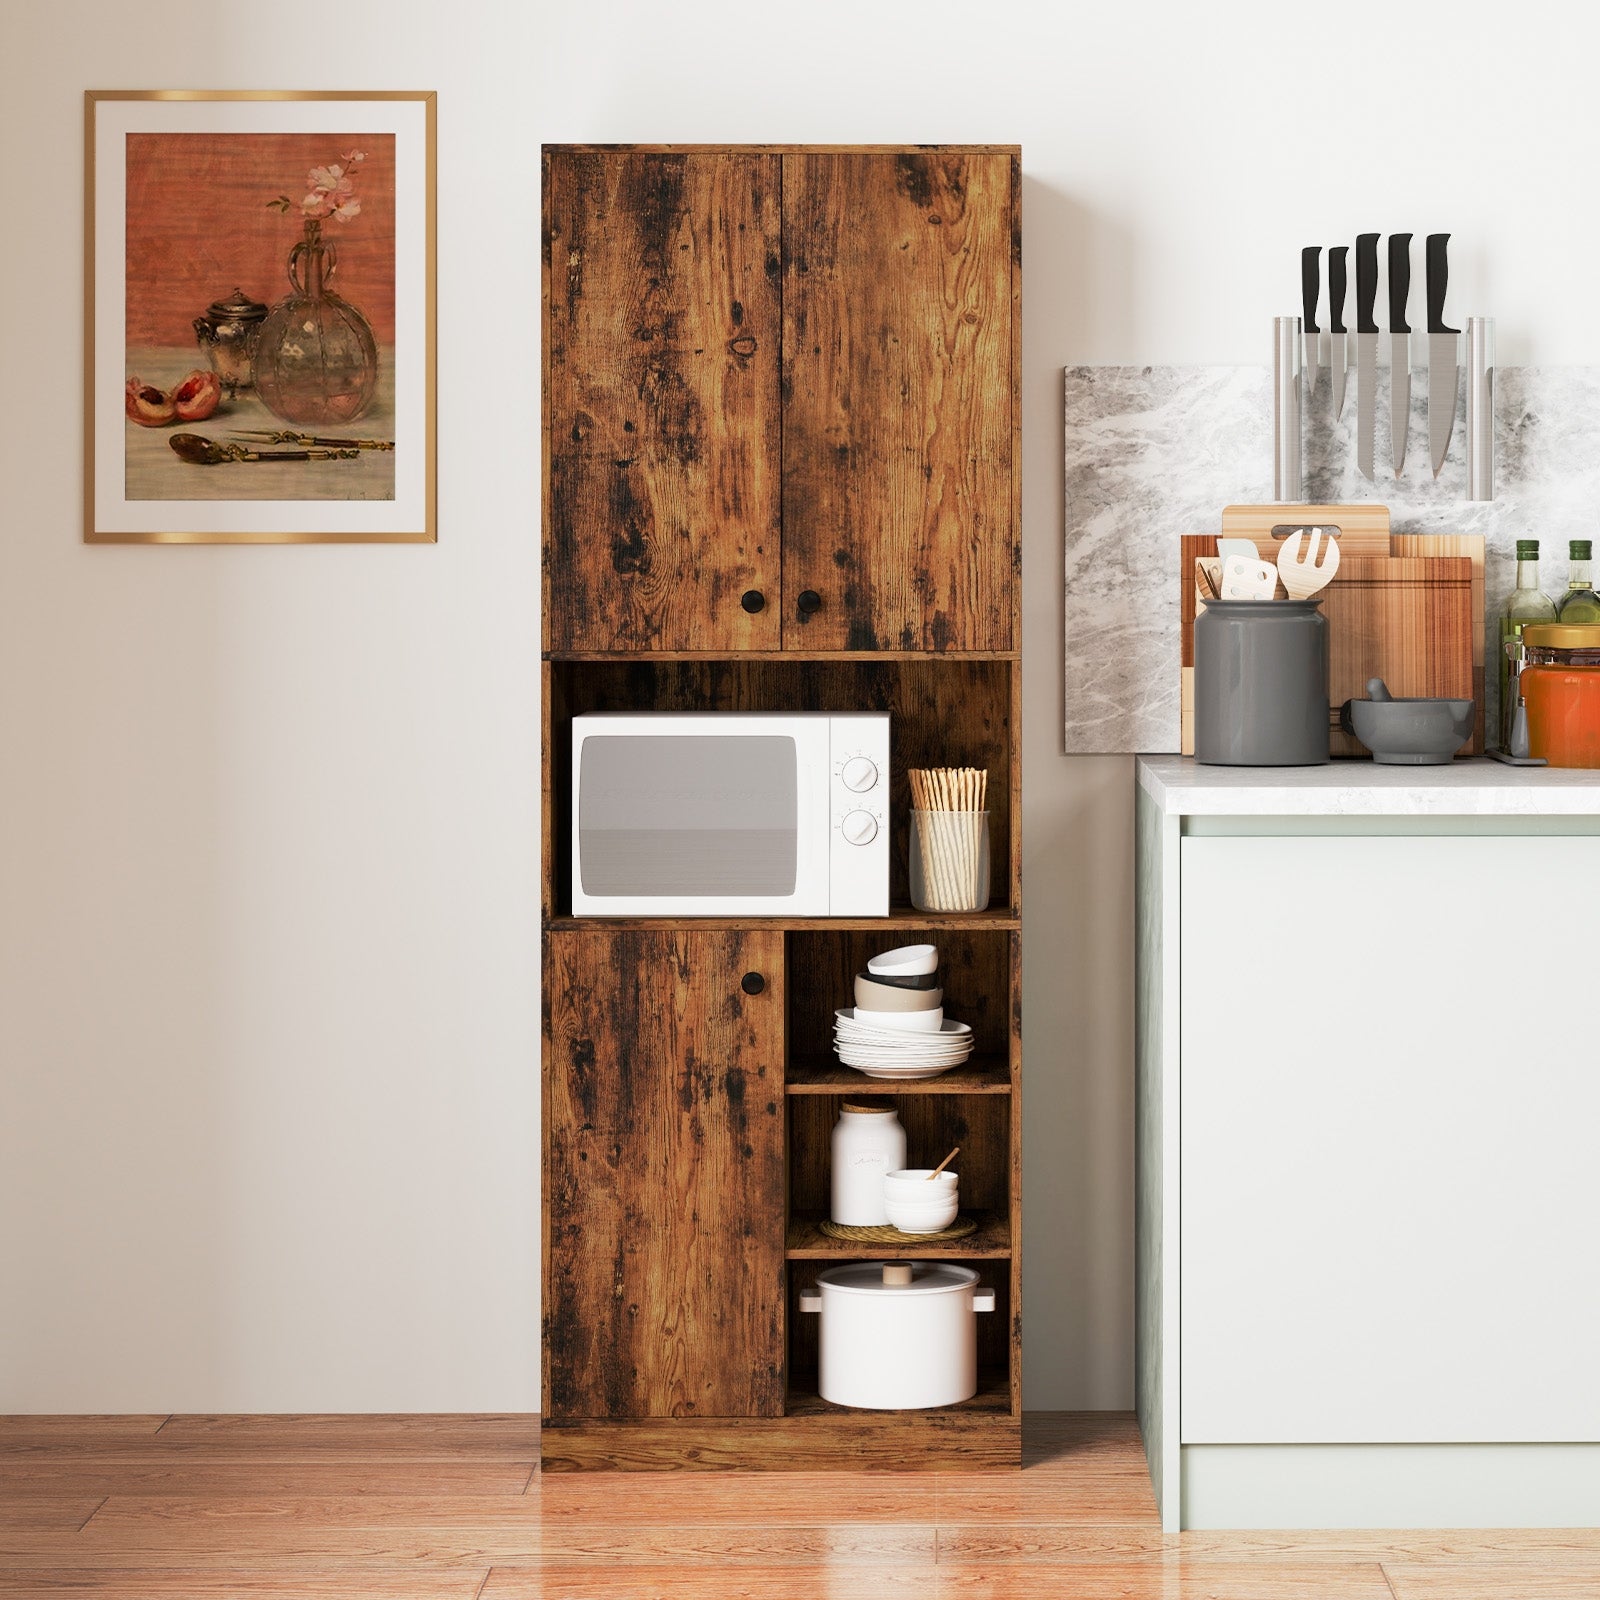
[830, 1100, 906, 1225]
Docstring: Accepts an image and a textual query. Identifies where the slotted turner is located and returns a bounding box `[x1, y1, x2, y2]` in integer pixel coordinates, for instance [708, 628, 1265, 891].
[1277, 527, 1341, 599]
[1221, 554, 1278, 600]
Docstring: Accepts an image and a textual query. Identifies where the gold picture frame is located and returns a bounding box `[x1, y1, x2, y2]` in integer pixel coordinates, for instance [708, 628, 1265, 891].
[85, 90, 436, 544]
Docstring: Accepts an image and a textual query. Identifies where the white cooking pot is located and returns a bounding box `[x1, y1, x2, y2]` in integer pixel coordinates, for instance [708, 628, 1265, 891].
[798, 1261, 996, 1409]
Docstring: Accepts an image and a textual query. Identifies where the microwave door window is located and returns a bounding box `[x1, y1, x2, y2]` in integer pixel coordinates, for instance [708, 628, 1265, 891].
[578, 736, 799, 898]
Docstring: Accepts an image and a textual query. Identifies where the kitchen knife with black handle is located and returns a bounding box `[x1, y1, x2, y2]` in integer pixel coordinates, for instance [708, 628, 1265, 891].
[1301, 246, 1321, 391]
[1328, 244, 1349, 419]
[1354, 232, 1381, 480]
[1389, 233, 1412, 477]
[1428, 232, 1460, 477]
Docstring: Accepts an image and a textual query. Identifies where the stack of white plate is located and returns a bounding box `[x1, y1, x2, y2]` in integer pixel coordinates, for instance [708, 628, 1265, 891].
[833, 1009, 975, 1079]
[833, 946, 973, 1079]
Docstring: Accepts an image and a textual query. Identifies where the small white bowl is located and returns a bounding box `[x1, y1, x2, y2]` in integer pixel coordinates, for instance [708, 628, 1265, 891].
[849, 1006, 943, 1033]
[885, 1169, 959, 1203]
[885, 1194, 960, 1234]
[867, 943, 938, 978]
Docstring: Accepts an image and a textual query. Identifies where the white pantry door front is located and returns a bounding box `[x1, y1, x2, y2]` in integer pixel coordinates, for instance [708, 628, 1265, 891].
[1180, 832, 1600, 1444]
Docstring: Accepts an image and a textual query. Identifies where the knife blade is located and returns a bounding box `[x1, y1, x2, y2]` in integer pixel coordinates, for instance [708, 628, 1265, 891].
[1388, 233, 1413, 477]
[1328, 244, 1349, 419]
[1427, 232, 1460, 477]
[1353, 232, 1380, 480]
[1301, 246, 1321, 392]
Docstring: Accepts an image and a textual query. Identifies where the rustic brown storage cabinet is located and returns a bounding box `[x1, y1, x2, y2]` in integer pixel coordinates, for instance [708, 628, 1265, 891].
[542, 144, 1022, 1469]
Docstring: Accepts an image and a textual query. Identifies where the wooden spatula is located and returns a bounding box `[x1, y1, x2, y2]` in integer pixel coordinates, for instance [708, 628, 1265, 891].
[1277, 527, 1341, 599]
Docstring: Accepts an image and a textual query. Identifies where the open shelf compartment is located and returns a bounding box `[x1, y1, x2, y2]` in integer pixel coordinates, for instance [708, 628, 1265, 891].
[784, 1261, 1015, 1419]
[544, 657, 1017, 923]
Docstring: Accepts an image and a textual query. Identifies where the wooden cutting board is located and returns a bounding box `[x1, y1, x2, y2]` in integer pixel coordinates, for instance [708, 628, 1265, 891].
[1392, 533, 1487, 754]
[1220, 502, 1392, 555]
[1180, 543, 1479, 757]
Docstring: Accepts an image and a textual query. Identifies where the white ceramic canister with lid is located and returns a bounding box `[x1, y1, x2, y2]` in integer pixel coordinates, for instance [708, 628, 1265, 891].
[830, 1101, 906, 1225]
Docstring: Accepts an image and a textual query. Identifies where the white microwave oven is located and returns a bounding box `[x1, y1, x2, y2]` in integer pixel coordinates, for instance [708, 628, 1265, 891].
[571, 712, 890, 916]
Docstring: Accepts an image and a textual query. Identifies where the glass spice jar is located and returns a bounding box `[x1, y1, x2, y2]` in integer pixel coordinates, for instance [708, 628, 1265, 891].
[1520, 623, 1600, 769]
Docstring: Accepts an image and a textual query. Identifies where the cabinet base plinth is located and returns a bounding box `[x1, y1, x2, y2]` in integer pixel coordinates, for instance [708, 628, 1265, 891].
[541, 1412, 1021, 1472]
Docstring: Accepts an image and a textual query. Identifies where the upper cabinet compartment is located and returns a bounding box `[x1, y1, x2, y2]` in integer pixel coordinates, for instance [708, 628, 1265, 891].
[543, 147, 1018, 657]
[781, 152, 1018, 653]
[544, 150, 782, 652]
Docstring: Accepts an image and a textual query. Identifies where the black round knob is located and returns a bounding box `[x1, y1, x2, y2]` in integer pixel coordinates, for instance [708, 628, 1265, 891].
[740, 971, 766, 996]
[740, 589, 765, 613]
[797, 589, 822, 617]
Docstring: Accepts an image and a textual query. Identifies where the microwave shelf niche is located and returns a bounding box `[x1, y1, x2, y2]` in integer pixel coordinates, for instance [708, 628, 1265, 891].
[543, 656, 1017, 924]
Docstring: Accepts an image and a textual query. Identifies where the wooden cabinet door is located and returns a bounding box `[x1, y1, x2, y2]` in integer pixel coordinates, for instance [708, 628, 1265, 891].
[544, 150, 782, 652]
[544, 929, 786, 1419]
[781, 151, 1018, 651]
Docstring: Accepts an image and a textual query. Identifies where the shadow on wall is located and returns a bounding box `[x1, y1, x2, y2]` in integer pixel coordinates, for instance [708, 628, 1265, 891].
[1016, 173, 1137, 1408]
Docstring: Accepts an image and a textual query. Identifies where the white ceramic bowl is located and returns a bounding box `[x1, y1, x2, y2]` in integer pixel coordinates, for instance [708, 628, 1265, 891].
[855, 974, 944, 1012]
[866, 943, 938, 978]
[885, 1194, 960, 1234]
[849, 1007, 943, 1033]
[884, 1169, 959, 1202]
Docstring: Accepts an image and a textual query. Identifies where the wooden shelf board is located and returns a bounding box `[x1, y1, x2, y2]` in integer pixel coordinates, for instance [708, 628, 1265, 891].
[785, 1058, 1012, 1095]
[546, 143, 1022, 157]
[546, 649, 1021, 663]
[786, 1210, 1010, 1259]
[547, 907, 1020, 933]
[784, 1367, 1013, 1418]
[539, 1402, 1021, 1470]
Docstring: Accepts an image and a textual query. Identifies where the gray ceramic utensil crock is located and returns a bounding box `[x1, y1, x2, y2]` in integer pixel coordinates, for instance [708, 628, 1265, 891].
[1194, 598, 1330, 766]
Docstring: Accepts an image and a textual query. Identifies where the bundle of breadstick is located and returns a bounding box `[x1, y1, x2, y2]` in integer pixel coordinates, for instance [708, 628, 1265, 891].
[908, 767, 989, 912]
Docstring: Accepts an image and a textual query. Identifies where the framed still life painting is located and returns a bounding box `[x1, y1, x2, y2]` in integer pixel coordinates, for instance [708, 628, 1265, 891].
[85, 91, 436, 543]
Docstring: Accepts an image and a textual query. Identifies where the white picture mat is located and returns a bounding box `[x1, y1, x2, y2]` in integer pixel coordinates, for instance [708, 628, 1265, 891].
[92, 96, 430, 537]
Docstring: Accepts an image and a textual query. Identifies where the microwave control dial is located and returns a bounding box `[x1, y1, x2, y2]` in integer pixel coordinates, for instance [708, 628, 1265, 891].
[840, 809, 879, 846]
[838, 755, 880, 794]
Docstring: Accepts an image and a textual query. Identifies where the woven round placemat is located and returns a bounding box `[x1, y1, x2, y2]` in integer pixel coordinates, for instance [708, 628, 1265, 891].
[818, 1215, 977, 1245]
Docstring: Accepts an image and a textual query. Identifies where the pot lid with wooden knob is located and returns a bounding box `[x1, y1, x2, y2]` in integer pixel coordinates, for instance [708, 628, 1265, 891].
[814, 1261, 979, 1296]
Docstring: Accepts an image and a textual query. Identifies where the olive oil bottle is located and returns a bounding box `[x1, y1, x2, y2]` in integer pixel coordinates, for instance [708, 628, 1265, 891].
[1499, 539, 1557, 747]
[1558, 539, 1600, 623]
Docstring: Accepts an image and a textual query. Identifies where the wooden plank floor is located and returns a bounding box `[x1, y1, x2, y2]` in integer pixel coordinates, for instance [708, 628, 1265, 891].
[2, 1413, 1597, 1597]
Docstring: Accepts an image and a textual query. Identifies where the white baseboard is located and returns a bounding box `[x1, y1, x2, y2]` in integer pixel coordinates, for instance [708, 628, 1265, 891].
[1182, 1443, 1600, 1529]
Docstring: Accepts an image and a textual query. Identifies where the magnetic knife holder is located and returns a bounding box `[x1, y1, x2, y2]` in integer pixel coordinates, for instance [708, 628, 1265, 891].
[1272, 316, 1495, 503]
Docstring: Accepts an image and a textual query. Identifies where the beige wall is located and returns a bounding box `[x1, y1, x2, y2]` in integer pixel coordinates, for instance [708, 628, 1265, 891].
[2, 0, 1587, 1411]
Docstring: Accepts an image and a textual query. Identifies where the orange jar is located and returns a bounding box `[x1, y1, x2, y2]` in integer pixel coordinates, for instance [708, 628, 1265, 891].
[1521, 624, 1600, 768]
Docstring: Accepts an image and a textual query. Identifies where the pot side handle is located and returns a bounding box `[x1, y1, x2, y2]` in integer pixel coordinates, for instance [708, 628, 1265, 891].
[973, 1290, 996, 1313]
[799, 1290, 822, 1313]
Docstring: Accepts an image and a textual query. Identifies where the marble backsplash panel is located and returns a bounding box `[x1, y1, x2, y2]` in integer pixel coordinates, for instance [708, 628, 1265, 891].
[1063, 364, 1600, 754]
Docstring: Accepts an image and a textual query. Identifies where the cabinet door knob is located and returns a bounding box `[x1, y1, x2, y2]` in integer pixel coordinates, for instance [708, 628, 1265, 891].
[796, 589, 823, 617]
[740, 589, 766, 614]
[740, 971, 766, 996]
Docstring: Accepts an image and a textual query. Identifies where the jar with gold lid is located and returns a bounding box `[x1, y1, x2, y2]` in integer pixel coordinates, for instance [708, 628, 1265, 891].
[1520, 623, 1600, 768]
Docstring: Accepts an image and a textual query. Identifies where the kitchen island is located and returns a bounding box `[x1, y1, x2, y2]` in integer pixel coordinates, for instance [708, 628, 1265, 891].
[1136, 756, 1600, 1530]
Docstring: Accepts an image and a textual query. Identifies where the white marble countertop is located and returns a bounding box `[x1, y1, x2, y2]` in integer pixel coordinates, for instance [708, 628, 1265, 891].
[1137, 755, 1600, 816]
